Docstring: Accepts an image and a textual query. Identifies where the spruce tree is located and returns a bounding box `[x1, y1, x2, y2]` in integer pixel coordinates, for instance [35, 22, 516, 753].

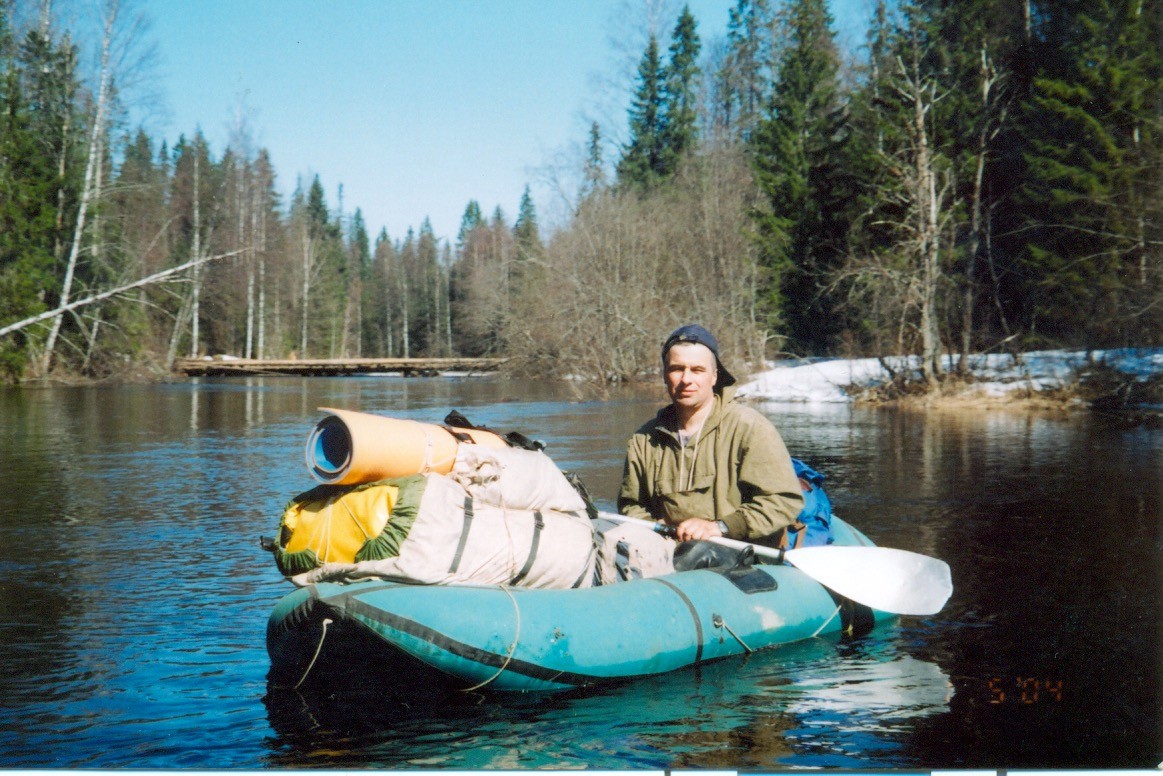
[1019, 0, 1161, 348]
[717, 0, 773, 141]
[583, 121, 605, 196]
[348, 207, 370, 357]
[416, 217, 442, 354]
[661, 5, 701, 169]
[305, 175, 334, 241]
[368, 227, 397, 357]
[617, 34, 668, 188]
[457, 200, 484, 247]
[514, 185, 541, 259]
[750, 0, 851, 354]
[0, 18, 45, 376]
[0, 18, 82, 377]
[109, 129, 168, 352]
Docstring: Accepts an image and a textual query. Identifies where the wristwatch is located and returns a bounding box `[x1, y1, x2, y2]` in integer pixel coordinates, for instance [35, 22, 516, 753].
[715, 520, 730, 537]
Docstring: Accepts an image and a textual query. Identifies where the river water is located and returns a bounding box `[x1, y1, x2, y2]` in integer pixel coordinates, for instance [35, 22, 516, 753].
[0, 376, 1158, 770]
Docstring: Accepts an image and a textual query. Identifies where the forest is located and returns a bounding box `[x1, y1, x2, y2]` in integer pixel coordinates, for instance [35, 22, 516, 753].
[0, 0, 1159, 386]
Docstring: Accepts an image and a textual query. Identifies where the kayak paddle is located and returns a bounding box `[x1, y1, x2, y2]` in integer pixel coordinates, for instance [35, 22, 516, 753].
[599, 512, 953, 616]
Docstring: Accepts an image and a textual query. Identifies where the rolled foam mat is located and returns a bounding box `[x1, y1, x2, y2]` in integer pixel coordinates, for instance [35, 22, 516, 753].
[306, 407, 507, 485]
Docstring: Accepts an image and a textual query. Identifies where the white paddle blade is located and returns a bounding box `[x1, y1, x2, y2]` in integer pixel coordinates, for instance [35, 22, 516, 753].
[784, 545, 953, 616]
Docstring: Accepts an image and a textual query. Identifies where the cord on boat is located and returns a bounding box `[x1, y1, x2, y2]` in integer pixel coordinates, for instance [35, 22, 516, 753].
[713, 614, 753, 653]
[293, 617, 333, 690]
[459, 586, 521, 693]
[811, 604, 842, 638]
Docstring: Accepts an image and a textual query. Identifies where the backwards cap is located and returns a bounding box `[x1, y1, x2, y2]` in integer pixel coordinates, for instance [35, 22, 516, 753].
[661, 324, 736, 389]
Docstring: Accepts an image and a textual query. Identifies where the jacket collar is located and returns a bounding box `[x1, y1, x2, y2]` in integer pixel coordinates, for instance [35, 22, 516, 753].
[653, 387, 735, 444]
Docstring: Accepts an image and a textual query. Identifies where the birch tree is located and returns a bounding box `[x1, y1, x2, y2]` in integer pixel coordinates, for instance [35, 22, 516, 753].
[40, 0, 119, 373]
[839, 5, 956, 384]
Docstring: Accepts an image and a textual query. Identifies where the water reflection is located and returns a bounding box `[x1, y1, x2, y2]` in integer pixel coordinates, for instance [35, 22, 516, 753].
[0, 378, 1158, 769]
[261, 624, 952, 770]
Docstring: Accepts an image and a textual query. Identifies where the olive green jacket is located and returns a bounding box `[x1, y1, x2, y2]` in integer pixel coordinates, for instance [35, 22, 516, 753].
[618, 388, 804, 542]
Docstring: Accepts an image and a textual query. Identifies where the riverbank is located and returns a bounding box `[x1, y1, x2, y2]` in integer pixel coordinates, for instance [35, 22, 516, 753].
[737, 348, 1163, 418]
[18, 348, 1163, 424]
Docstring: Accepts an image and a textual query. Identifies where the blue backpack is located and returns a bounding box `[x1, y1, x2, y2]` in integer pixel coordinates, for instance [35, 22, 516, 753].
[787, 458, 834, 548]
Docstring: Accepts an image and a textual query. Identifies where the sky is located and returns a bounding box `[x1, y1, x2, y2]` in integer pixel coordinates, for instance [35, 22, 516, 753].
[133, 0, 875, 246]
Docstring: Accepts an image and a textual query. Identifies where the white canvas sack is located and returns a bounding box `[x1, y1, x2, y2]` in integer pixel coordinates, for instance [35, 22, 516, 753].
[293, 473, 596, 589]
[449, 444, 587, 513]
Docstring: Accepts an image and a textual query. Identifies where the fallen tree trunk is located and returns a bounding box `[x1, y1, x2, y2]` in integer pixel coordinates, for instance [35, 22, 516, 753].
[0, 250, 242, 340]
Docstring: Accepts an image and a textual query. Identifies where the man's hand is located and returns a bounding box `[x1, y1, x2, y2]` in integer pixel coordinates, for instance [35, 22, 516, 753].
[674, 517, 725, 542]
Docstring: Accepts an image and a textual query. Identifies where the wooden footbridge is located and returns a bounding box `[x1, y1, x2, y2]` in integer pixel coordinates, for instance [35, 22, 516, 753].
[173, 356, 507, 377]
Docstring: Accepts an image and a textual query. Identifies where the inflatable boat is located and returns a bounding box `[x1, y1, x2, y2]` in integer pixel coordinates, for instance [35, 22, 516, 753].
[266, 515, 902, 693]
[267, 408, 951, 694]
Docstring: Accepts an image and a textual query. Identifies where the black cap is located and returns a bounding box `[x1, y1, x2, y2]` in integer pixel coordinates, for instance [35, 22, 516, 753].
[661, 324, 736, 388]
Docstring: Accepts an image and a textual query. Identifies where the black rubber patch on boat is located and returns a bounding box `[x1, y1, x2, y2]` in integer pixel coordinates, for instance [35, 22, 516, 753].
[719, 566, 777, 594]
[652, 578, 704, 663]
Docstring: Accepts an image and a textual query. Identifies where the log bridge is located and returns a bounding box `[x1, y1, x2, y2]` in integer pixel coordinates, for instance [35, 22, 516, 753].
[173, 356, 507, 377]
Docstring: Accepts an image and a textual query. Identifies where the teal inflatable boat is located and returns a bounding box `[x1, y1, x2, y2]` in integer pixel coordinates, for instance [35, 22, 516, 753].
[266, 516, 911, 693]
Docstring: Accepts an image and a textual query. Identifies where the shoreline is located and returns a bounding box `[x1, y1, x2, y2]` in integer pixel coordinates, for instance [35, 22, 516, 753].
[8, 349, 1161, 425]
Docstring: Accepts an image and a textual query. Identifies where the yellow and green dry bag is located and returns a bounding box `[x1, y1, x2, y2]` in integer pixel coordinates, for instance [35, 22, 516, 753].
[272, 475, 426, 577]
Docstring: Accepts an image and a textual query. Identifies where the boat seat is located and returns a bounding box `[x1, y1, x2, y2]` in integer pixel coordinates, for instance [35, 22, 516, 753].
[674, 541, 778, 594]
[673, 540, 749, 571]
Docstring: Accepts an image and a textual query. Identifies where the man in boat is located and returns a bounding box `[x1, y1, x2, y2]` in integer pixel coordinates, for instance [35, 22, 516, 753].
[618, 324, 804, 546]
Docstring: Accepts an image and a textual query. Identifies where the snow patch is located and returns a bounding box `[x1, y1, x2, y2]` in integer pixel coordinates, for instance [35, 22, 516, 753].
[736, 348, 1162, 403]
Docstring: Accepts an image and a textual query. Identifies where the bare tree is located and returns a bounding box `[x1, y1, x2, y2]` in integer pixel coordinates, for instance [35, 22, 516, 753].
[895, 48, 950, 387]
[297, 224, 318, 358]
[38, 0, 156, 375]
[957, 42, 1010, 373]
[502, 148, 765, 387]
[834, 26, 958, 387]
[189, 148, 203, 356]
[40, 0, 118, 373]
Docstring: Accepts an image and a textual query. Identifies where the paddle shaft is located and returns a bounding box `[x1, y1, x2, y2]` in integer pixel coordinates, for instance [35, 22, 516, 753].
[598, 511, 953, 616]
[599, 511, 786, 563]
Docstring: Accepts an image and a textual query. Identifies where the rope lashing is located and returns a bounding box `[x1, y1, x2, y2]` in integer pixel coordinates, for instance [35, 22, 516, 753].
[293, 617, 334, 690]
[460, 586, 522, 693]
[811, 604, 843, 638]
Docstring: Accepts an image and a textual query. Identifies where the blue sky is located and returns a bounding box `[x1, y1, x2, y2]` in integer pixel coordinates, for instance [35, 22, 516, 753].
[141, 0, 873, 245]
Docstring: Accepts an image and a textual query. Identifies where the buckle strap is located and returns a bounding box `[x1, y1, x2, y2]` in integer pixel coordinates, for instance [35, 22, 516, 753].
[448, 496, 474, 573]
[510, 511, 544, 586]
